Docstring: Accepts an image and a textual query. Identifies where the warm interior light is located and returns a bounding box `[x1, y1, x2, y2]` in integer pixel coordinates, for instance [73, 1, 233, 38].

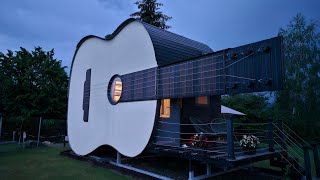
[196, 96, 208, 105]
[160, 99, 170, 118]
[111, 77, 122, 103]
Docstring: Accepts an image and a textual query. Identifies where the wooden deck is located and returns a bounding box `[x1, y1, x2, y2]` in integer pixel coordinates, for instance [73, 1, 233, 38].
[150, 144, 284, 167]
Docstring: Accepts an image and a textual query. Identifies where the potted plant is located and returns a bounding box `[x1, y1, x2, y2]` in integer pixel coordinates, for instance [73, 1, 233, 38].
[190, 132, 208, 147]
[239, 135, 260, 154]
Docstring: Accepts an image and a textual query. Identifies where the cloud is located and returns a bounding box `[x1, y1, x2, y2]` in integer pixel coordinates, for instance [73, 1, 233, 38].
[0, 0, 319, 72]
[0, 0, 135, 69]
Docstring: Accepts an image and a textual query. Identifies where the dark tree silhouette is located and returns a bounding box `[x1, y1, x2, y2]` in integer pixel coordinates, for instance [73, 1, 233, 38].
[130, 0, 172, 29]
[0, 47, 68, 123]
[275, 13, 320, 138]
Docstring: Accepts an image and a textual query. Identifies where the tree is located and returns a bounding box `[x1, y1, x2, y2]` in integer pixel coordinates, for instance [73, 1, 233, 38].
[0, 47, 68, 131]
[130, 0, 172, 29]
[276, 13, 320, 139]
[222, 93, 269, 122]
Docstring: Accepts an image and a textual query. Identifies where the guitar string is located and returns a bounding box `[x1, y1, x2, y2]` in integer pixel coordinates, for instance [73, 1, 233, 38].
[90, 85, 254, 102]
[90, 76, 267, 100]
[91, 73, 225, 92]
[90, 81, 225, 98]
[92, 74, 261, 100]
[89, 72, 260, 97]
[90, 54, 227, 87]
[89, 74, 255, 97]
[154, 53, 254, 79]
[96, 52, 253, 90]
[91, 87, 226, 102]
[89, 74, 256, 96]
[90, 62, 223, 88]
[90, 69, 221, 91]
[88, 52, 270, 101]
[89, 52, 225, 84]
[89, 52, 255, 92]
[89, 80, 226, 96]
[90, 80, 268, 100]
[90, 50, 260, 88]
[120, 74, 255, 93]
[87, 49, 268, 101]
[90, 77, 271, 103]
[91, 75, 256, 97]
[132, 52, 255, 88]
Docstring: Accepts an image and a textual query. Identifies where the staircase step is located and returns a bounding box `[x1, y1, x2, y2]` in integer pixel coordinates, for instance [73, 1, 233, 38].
[270, 159, 288, 168]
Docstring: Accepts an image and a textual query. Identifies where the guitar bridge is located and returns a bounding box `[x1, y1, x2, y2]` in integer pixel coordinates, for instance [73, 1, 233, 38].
[83, 69, 91, 122]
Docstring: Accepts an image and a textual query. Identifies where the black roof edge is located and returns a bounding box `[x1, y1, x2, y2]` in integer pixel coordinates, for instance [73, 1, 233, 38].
[69, 18, 139, 99]
[76, 35, 104, 49]
[105, 18, 137, 40]
[76, 18, 137, 49]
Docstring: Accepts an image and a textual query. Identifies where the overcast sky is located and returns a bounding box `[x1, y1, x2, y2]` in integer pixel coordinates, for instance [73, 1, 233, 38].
[0, 0, 319, 72]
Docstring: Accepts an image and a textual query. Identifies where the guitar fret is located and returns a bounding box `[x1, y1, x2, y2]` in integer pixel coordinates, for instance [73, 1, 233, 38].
[120, 52, 225, 101]
[117, 37, 282, 102]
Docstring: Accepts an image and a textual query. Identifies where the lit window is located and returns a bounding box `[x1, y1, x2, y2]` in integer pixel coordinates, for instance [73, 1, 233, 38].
[196, 96, 208, 105]
[160, 99, 170, 118]
[109, 76, 122, 104]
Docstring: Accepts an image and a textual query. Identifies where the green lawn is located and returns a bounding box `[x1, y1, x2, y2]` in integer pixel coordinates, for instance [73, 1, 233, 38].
[0, 143, 129, 180]
[253, 146, 317, 177]
[1, 143, 317, 179]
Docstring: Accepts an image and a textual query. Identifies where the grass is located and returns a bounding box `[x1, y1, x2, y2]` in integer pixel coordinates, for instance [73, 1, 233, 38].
[0, 143, 129, 180]
[1, 143, 317, 179]
[253, 145, 317, 177]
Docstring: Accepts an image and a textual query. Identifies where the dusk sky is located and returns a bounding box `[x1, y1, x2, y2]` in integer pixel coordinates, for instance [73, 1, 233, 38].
[0, 0, 319, 71]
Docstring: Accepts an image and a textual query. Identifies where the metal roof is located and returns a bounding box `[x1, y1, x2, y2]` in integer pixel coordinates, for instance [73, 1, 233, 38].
[221, 105, 246, 116]
[140, 21, 213, 66]
[103, 18, 213, 67]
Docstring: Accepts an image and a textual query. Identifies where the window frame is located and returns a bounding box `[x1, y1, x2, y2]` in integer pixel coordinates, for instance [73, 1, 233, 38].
[160, 99, 171, 118]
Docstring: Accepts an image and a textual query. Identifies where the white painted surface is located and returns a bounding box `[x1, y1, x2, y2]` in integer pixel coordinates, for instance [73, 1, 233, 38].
[68, 21, 157, 157]
[221, 105, 245, 115]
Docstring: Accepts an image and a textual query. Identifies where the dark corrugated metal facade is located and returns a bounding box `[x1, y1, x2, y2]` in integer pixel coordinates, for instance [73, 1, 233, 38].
[141, 21, 213, 66]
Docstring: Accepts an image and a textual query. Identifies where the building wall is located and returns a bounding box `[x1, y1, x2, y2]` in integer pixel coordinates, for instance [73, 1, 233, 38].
[154, 99, 181, 146]
[182, 96, 221, 123]
[153, 96, 221, 146]
[181, 96, 221, 141]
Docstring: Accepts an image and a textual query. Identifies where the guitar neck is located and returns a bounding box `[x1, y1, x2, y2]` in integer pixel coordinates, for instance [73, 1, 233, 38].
[120, 36, 283, 102]
[157, 50, 225, 99]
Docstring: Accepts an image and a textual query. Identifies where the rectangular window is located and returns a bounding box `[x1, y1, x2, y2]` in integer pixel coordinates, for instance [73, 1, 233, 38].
[196, 96, 209, 105]
[160, 99, 170, 118]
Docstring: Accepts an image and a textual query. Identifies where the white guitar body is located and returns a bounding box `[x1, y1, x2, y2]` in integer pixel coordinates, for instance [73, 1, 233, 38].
[68, 21, 157, 157]
[68, 18, 282, 159]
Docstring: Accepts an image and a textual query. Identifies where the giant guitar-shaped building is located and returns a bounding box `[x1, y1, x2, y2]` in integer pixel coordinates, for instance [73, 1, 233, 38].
[68, 18, 283, 158]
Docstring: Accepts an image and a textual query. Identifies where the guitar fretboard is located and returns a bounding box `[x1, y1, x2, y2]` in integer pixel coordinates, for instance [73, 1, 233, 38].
[120, 36, 283, 102]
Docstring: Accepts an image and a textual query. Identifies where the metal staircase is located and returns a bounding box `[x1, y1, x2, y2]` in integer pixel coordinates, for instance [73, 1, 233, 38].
[268, 121, 319, 179]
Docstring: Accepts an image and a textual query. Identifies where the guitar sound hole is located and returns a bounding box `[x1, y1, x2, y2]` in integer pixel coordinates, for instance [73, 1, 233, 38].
[108, 75, 122, 105]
